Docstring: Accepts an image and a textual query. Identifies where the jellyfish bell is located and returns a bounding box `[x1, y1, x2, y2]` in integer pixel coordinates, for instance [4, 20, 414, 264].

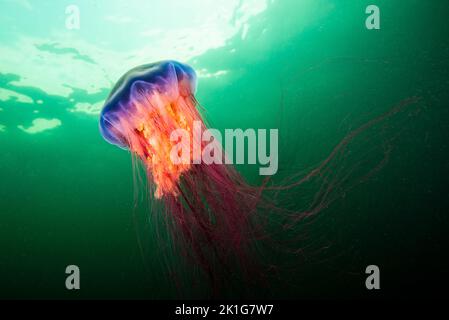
[100, 60, 197, 147]
[99, 60, 200, 198]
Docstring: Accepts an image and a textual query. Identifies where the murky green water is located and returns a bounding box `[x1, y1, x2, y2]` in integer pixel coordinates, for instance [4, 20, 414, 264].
[1, 0, 448, 299]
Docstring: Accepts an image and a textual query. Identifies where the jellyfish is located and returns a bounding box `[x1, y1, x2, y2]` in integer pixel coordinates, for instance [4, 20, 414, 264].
[100, 61, 264, 290]
[99, 60, 420, 294]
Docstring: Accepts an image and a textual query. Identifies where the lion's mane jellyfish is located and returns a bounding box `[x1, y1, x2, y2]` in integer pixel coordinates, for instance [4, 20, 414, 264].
[100, 60, 419, 294]
[100, 61, 263, 290]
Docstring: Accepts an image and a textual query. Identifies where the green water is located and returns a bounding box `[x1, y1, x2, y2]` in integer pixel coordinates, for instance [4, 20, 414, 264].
[0, 0, 448, 299]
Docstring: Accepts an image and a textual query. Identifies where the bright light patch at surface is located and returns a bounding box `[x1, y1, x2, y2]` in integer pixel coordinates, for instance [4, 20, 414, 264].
[0, 87, 33, 104]
[197, 69, 229, 78]
[18, 118, 62, 134]
[0, 0, 268, 99]
[69, 101, 104, 115]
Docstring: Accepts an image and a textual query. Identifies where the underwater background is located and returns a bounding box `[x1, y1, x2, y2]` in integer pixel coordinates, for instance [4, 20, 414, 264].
[0, 0, 448, 299]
